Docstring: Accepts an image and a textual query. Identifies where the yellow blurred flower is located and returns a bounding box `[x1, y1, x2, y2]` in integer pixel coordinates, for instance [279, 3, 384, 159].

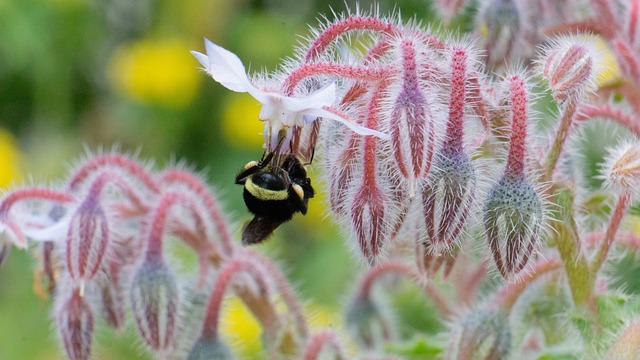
[221, 93, 264, 148]
[305, 302, 343, 331]
[220, 296, 262, 357]
[0, 129, 21, 188]
[594, 36, 621, 86]
[109, 38, 201, 108]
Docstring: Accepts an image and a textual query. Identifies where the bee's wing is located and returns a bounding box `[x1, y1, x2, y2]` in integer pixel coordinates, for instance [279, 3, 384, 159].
[242, 216, 285, 245]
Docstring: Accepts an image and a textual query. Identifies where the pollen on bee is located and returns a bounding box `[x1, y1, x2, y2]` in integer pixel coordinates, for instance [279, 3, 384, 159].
[292, 184, 304, 200]
[244, 160, 258, 170]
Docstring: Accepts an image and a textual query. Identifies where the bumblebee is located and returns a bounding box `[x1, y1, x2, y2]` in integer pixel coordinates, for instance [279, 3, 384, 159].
[235, 150, 314, 245]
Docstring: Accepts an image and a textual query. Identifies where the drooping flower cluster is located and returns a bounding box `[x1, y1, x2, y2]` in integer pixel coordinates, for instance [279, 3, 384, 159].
[193, 14, 548, 276]
[0, 152, 315, 359]
[6, 1, 640, 359]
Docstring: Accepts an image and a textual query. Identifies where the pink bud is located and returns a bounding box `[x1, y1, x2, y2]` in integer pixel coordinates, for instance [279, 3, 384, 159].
[130, 259, 179, 352]
[97, 264, 125, 330]
[541, 38, 597, 102]
[386, 39, 435, 193]
[56, 289, 95, 360]
[66, 198, 109, 282]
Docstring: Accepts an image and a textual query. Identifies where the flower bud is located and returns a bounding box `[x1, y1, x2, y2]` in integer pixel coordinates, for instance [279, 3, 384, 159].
[446, 307, 511, 360]
[130, 258, 179, 352]
[605, 318, 640, 360]
[601, 141, 640, 194]
[345, 295, 393, 349]
[66, 198, 109, 282]
[540, 36, 599, 102]
[422, 147, 476, 253]
[386, 39, 436, 194]
[483, 175, 544, 278]
[187, 336, 234, 360]
[56, 289, 95, 360]
[477, 0, 521, 71]
[97, 269, 126, 330]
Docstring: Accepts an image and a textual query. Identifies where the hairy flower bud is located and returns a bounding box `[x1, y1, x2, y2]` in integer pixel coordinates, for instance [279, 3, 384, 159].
[97, 268, 126, 330]
[66, 198, 109, 282]
[187, 336, 234, 360]
[446, 307, 511, 359]
[601, 141, 640, 194]
[422, 148, 476, 252]
[130, 258, 179, 352]
[605, 318, 640, 360]
[540, 36, 599, 102]
[483, 175, 543, 278]
[345, 295, 393, 349]
[483, 74, 544, 278]
[385, 39, 436, 194]
[56, 289, 95, 360]
[477, 0, 521, 71]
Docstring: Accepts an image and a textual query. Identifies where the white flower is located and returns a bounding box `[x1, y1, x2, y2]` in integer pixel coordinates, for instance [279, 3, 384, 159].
[0, 220, 26, 249]
[2, 203, 76, 246]
[191, 38, 388, 149]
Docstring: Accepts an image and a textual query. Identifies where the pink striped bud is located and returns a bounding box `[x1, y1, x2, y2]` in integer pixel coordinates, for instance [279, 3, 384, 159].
[540, 36, 599, 102]
[130, 258, 179, 352]
[66, 198, 109, 282]
[56, 289, 95, 360]
[483, 74, 544, 279]
[97, 265, 126, 330]
[422, 149, 476, 252]
[422, 45, 477, 253]
[386, 39, 436, 194]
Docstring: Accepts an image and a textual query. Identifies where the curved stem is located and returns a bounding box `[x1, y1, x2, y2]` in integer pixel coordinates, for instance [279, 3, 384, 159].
[0, 188, 75, 217]
[158, 169, 235, 256]
[283, 63, 392, 95]
[304, 16, 399, 61]
[576, 103, 640, 138]
[492, 258, 562, 311]
[67, 153, 159, 193]
[201, 256, 273, 339]
[544, 99, 578, 181]
[590, 192, 631, 273]
[302, 331, 347, 360]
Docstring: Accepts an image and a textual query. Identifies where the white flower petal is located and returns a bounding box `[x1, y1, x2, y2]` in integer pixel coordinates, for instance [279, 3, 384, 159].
[304, 108, 390, 140]
[23, 214, 72, 243]
[193, 39, 270, 104]
[0, 221, 26, 249]
[282, 83, 337, 112]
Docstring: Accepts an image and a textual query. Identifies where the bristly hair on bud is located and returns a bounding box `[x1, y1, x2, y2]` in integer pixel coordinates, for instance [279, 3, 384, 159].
[600, 140, 640, 195]
[537, 34, 604, 103]
[422, 43, 479, 255]
[445, 305, 512, 360]
[475, 0, 523, 72]
[483, 73, 546, 279]
[129, 258, 179, 353]
[55, 287, 95, 360]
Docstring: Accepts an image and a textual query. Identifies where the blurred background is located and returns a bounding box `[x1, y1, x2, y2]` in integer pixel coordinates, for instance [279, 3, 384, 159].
[0, 0, 471, 358]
